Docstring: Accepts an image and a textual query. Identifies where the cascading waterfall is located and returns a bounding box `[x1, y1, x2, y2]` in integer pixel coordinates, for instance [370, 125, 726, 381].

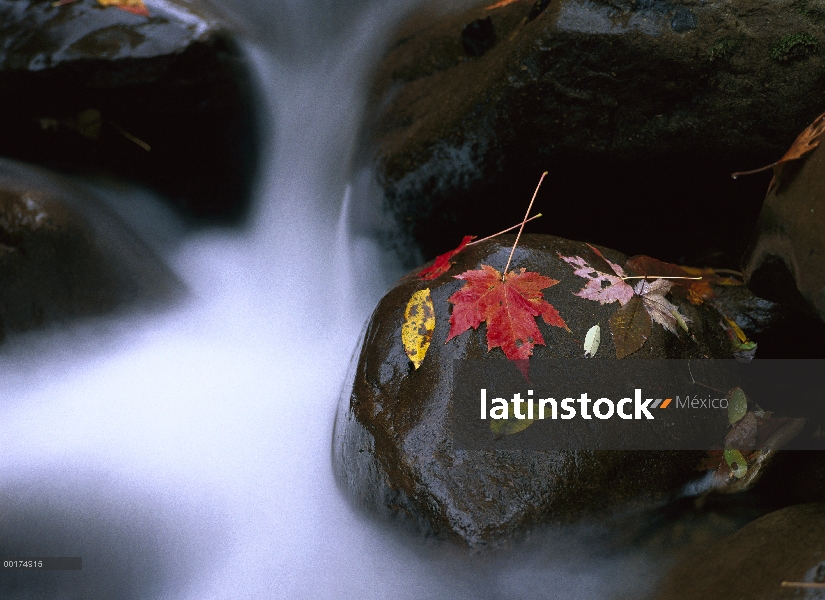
[0, 1, 673, 598]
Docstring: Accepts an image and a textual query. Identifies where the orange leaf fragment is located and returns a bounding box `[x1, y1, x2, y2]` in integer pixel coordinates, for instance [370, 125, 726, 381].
[97, 0, 150, 16]
[732, 110, 825, 191]
[447, 264, 567, 362]
[485, 0, 521, 9]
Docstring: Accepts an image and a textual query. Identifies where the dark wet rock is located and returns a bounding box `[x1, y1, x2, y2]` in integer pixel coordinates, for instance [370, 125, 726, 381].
[0, 0, 257, 219]
[655, 503, 825, 600]
[333, 234, 738, 547]
[0, 158, 181, 339]
[670, 8, 697, 33]
[707, 283, 780, 336]
[365, 0, 825, 266]
[462, 17, 496, 57]
[745, 134, 825, 324]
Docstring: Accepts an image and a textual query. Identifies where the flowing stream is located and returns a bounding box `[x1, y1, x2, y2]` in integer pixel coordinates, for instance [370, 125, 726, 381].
[0, 1, 693, 598]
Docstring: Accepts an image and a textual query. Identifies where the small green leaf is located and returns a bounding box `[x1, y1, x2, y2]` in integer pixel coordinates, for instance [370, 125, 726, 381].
[670, 308, 690, 333]
[728, 387, 748, 424]
[724, 447, 748, 478]
[584, 324, 600, 357]
[490, 402, 535, 437]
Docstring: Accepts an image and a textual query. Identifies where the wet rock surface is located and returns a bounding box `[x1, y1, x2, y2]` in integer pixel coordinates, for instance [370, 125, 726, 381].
[333, 234, 739, 547]
[745, 132, 825, 324]
[0, 0, 257, 219]
[365, 0, 825, 265]
[0, 158, 181, 339]
[654, 503, 825, 600]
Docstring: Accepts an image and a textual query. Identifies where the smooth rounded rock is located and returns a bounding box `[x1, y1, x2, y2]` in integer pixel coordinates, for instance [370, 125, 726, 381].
[333, 234, 737, 547]
[0, 0, 257, 219]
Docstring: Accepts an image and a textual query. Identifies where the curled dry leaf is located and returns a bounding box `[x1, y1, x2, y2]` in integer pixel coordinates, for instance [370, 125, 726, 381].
[583, 324, 600, 358]
[402, 288, 435, 369]
[679, 266, 744, 305]
[418, 236, 475, 280]
[447, 264, 567, 362]
[732, 110, 825, 192]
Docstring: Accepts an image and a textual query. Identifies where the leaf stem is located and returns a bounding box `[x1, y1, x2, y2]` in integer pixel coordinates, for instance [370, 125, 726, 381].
[781, 582, 825, 589]
[467, 214, 543, 246]
[504, 171, 546, 277]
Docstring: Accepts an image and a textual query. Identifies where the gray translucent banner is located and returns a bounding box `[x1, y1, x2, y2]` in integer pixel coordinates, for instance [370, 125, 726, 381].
[449, 359, 824, 450]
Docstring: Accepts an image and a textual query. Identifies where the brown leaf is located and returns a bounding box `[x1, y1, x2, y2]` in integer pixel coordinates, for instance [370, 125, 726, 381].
[697, 448, 724, 471]
[725, 411, 758, 452]
[625, 255, 689, 279]
[732, 110, 825, 191]
[609, 295, 651, 359]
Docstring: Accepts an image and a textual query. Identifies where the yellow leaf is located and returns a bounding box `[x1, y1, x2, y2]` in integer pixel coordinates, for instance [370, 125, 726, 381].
[402, 288, 435, 369]
[723, 316, 748, 345]
[97, 0, 150, 16]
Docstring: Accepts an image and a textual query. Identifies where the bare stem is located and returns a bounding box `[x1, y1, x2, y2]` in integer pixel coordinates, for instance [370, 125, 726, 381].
[110, 122, 151, 152]
[504, 171, 546, 276]
[467, 214, 542, 246]
[731, 163, 776, 179]
[620, 276, 702, 281]
[781, 582, 825, 589]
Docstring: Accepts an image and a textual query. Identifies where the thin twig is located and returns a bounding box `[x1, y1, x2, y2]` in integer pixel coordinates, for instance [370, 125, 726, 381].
[621, 275, 702, 281]
[504, 171, 546, 276]
[110, 121, 151, 152]
[687, 360, 726, 395]
[731, 164, 775, 179]
[467, 214, 542, 246]
[781, 582, 825, 589]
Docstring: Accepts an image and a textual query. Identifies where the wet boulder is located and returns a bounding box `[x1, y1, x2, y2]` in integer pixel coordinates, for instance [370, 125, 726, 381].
[365, 0, 825, 264]
[0, 0, 257, 219]
[333, 234, 742, 547]
[655, 503, 825, 600]
[745, 130, 825, 324]
[0, 158, 181, 339]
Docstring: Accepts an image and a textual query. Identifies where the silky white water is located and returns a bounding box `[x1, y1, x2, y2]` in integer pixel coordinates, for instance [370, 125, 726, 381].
[0, 1, 676, 598]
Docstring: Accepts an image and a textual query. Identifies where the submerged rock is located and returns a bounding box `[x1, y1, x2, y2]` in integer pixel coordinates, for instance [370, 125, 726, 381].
[0, 0, 257, 219]
[0, 158, 181, 339]
[366, 0, 825, 263]
[333, 234, 741, 547]
[654, 503, 825, 600]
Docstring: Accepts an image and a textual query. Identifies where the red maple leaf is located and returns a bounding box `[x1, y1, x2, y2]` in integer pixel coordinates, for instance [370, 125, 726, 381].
[418, 236, 475, 280]
[446, 264, 567, 361]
